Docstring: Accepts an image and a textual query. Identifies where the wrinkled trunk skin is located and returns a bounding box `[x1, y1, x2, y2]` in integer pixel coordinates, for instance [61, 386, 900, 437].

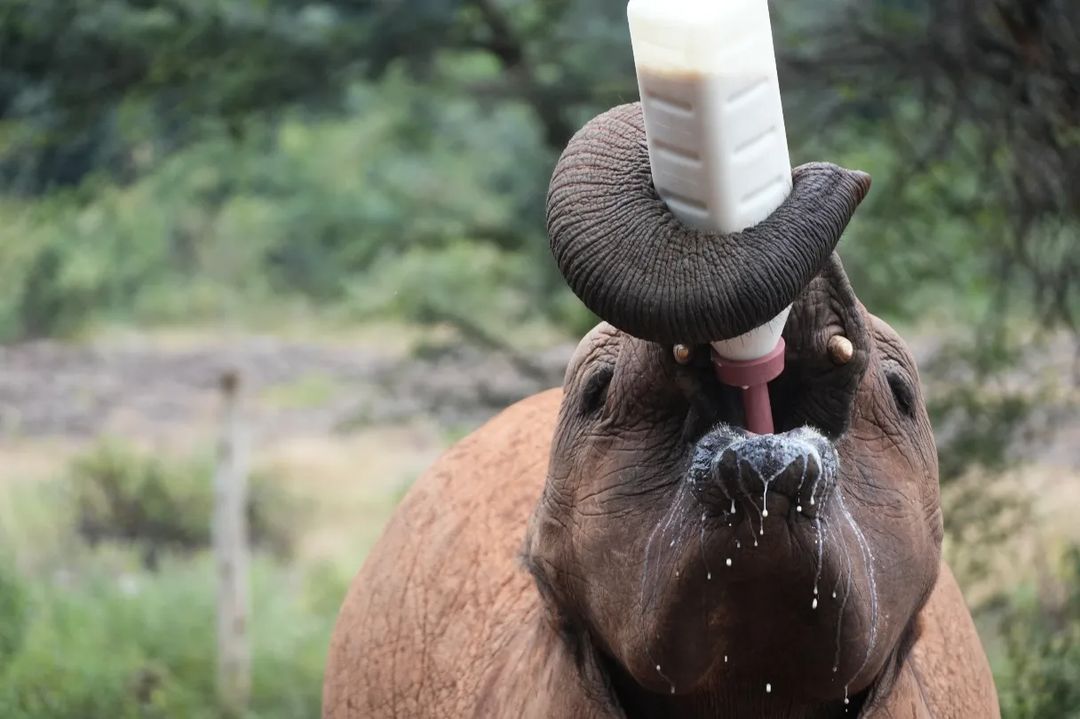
[547, 103, 871, 346]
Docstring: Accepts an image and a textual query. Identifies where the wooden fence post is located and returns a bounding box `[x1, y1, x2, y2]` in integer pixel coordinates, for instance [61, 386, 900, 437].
[213, 369, 251, 716]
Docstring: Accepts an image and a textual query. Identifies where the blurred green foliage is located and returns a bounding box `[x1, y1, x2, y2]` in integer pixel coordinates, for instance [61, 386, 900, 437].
[0, 449, 346, 719]
[68, 441, 300, 565]
[0, 561, 28, 676]
[0, 71, 574, 339]
[1, 0, 1074, 343]
[0, 555, 337, 719]
[997, 548, 1080, 718]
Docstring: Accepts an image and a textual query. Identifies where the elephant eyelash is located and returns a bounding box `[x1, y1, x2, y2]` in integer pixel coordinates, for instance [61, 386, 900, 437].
[580, 366, 614, 415]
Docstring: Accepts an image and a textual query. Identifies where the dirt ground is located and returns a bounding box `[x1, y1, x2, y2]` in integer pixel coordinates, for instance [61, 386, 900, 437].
[0, 328, 572, 445]
[0, 327, 573, 565]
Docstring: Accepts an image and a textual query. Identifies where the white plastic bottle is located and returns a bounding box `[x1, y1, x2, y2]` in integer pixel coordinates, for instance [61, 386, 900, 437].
[628, 0, 792, 361]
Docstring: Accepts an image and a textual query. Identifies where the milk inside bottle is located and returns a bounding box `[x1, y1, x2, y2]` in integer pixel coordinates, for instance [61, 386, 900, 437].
[628, 0, 793, 361]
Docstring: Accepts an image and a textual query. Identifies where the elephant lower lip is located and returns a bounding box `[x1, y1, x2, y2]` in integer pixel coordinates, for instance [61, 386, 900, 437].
[685, 425, 838, 520]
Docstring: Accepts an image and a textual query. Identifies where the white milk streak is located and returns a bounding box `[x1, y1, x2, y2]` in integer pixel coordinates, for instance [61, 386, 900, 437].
[835, 490, 880, 697]
[635, 429, 852, 701]
[812, 517, 825, 609]
[832, 516, 855, 675]
[638, 483, 695, 694]
[699, 512, 713, 580]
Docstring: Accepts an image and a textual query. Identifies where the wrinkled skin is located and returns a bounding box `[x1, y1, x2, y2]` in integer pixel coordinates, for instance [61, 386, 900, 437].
[546, 103, 873, 346]
[323, 258, 999, 718]
[527, 257, 948, 716]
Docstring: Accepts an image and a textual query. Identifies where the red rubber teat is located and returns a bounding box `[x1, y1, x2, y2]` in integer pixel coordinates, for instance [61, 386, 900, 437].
[711, 338, 786, 435]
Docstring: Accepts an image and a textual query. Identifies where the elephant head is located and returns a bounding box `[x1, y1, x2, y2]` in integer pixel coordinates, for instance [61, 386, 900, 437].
[524, 104, 942, 716]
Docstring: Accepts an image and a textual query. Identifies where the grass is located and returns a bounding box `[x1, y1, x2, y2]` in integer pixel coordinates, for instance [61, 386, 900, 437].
[0, 551, 340, 719]
[0, 424, 444, 719]
[261, 375, 342, 411]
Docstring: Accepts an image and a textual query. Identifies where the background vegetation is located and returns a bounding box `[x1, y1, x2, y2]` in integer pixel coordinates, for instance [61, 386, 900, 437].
[0, 0, 1076, 717]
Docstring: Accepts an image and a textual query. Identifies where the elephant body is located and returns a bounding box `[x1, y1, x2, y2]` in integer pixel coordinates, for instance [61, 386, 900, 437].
[326, 99, 999, 717]
[323, 389, 998, 718]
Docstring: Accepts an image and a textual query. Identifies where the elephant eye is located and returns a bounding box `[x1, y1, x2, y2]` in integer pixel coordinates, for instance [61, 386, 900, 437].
[885, 368, 916, 419]
[580, 366, 614, 415]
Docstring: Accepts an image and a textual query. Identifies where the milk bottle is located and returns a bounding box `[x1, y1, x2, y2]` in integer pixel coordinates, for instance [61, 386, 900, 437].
[628, 0, 792, 361]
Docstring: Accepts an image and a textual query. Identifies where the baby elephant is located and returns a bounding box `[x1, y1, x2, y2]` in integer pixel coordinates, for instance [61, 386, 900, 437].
[323, 253, 999, 717]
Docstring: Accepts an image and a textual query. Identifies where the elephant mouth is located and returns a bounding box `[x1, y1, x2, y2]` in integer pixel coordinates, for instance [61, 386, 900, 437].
[685, 425, 839, 525]
[628, 423, 869, 703]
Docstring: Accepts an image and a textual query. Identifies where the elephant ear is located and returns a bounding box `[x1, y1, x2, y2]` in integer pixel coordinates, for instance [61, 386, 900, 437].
[546, 103, 872, 346]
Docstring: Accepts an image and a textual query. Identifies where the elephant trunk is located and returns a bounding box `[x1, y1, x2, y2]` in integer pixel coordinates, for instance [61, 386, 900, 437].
[546, 103, 871, 348]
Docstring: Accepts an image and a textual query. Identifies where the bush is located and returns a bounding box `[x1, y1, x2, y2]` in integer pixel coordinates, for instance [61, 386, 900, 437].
[0, 75, 576, 342]
[0, 562, 28, 677]
[997, 547, 1080, 718]
[68, 442, 299, 566]
[0, 554, 334, 719]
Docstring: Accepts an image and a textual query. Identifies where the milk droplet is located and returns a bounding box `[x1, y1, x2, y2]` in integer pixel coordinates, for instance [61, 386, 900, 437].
[730, 499, 736, 513]
[724, 655, 729, 663]
[656, 664, 661, 671]
[762, 509, 769, 518]
[759, 527, 764, 535]
[796, 505, 802, 513]
[736, 539, 741, 549]
[670, 539, 675, 547]
[707, 572, 712, 580]
[832, 591, 838, 599]
[814, 587, 819, 594]
[670, 687, 676, 695]
[675, 570, 680, 577]
[810, 496, 815, 505]
[766, 683, 772, 694]
[812, 598, 818, 609]
[725, 558, 732, 567]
